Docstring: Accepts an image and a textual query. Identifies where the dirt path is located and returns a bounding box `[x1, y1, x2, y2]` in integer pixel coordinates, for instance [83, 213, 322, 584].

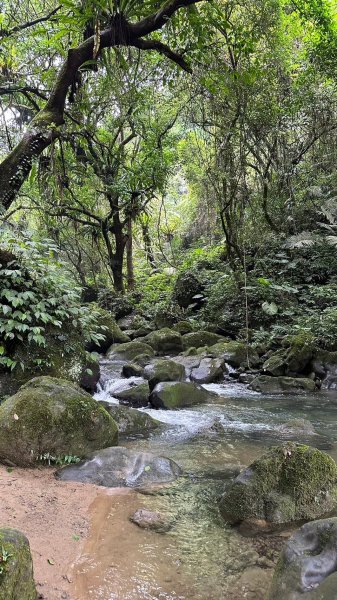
[0, 465, 108, 600]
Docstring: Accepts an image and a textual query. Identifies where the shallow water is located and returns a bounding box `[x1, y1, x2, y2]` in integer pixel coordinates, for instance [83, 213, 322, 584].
[73, 361, 337, 599]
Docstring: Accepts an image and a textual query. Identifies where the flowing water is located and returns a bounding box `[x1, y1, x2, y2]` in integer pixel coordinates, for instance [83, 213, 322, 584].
[72, 359, 337, 600]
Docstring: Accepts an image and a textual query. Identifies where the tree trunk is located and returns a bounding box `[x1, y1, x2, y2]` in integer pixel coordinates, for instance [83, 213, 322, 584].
[141, 221, 156, 268]
[126, 218, 135, 290]
[0, 1, 199, 211]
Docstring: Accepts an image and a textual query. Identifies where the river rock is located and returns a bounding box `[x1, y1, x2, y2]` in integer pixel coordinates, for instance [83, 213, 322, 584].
[114, 382, 150, 407]
[0, 376, 118, 467]
[142, 328, 183, 354]
[190, 357, 226, 384]
[0, 528, 37, 600]
[173, 321, 194, 335]
[207, 341, 259, 368]
[312, 350, 337, 389]
[99, 402, 160, 436]
[130, 508, 171, 532]
[219, 443, 337, 528]
[249, 375, 316, 394]
[122, 363, 144, 377]
[86, 306, 130, 353]
[268, 518, 337, 600]
[56, 446, 182, 487]
[144, 360, 186, 390]
[280, 418, 317, 436]
[182, 331, 226, 350]
[149, 381, 210, 409]
[106, 340, 155, 361]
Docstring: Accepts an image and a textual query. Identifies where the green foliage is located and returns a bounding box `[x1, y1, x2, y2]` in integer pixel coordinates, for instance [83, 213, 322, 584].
[36, 452, 81, 466]
[0, 230, 104, 371]
[0, 546, 12, 576]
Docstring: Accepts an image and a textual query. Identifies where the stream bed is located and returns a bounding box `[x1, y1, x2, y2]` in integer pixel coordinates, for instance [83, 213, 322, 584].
[72, 360, 337, 600]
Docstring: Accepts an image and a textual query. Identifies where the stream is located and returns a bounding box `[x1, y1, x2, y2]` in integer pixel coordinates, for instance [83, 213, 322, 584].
[72, 357, 337, 600]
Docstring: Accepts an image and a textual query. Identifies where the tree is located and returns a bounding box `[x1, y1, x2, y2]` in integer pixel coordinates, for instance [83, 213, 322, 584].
[0, 0, 208, 211]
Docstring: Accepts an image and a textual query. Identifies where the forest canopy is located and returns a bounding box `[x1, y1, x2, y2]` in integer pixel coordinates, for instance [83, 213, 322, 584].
[1, 0, 337, 381]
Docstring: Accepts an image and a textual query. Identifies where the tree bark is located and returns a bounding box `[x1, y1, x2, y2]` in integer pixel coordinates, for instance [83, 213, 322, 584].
[126, 218, 135, 290]
[0, 0, 203, 211]
[142, 221, 156, 268]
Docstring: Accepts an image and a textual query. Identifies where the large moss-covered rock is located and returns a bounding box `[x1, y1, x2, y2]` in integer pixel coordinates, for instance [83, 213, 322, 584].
[182, 331, 226, 350]
[114, 382, 150, 407]
[173, 270, 203, 308]
[208, 341, 259, 368]
[263, 337, 314, 377]
[249, 375, 316, 394]
[268, 518, 337, 600]
[106, 340, 154, 361]
[173, 321, 194, 335]
[144, 360, 186, 391]
[0, 528, 37, 600]
[149, 381, 211, 409]
[98, 402, 160, 435]
[86, 306, 130, 353]
[190, 357, 226, 384]
[142, 328, 183, 354]
[56, 446, 182, 487]
[219, 443, 337, 527]
[0, 376, 118, 466]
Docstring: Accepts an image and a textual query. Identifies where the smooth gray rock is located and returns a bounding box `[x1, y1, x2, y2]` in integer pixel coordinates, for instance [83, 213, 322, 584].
[268, 518, 337, 600]
[130, 509, 171, 532]
[114, 382, 150, 407]
[190, 357, 226, 384]
[56, 447, 182, 487]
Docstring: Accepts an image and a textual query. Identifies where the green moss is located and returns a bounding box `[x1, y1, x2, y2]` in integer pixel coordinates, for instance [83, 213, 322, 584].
[0, 529, 37, 600]
[219, 443, 337, 525]
[0, 377, 118, 466]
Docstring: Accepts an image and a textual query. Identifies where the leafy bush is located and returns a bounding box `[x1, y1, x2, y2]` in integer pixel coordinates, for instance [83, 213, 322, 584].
[0, 230, 103, 372]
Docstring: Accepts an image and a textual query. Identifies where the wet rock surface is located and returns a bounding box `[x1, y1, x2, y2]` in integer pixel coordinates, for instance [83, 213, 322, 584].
[56, 446, 182, 487]
[98, 402, 161, 435]
[149, 381, 211, 409]
[130, 508, 171, 532]
[268, 518, 337, 600]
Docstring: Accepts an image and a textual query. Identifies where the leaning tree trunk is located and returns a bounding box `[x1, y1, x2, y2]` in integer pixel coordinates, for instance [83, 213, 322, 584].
[0, 1, 199, 211]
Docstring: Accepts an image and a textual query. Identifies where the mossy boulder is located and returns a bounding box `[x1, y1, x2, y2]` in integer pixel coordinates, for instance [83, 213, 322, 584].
[149, 381, 211, 409]
[142, 328, 183, 354]
[114, 382, 150, 407]
[249, 375, 316, 394]
[268, 518, 337, 600]
[0, 528, 37, 600]
[263, 338, 314, 377]
[182, 331, 226, 350]
[98, 402, 160, 435]
[122, 363, 144, 378]
[208, 341, 259, 368]
[106, 340, 155, 362]
[86, 306, 130, 353]
[173, 321, 194, 335]
[0, 376, 118, 467]
[144, 360, 186, 391]
[219, 443, 337, 527]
